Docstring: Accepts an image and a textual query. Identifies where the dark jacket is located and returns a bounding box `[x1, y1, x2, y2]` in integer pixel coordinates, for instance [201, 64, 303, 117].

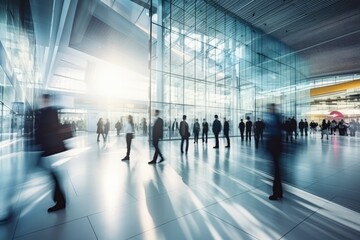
[153, 117, 163, 141]
[97, 120, 104, 134]
[254, 120, 263, 134]
[321, 121, 328, 130]
[246, 120, 252, 131]
[193, 122, 200, 133]
[267, 112, 283, 154]
[239, 121, 245, 131]
[224, 121, 229, 135]
[202, 122, 209, 132]
[299, 121, 305, 130]
[212, 119, 222, 134]
[35, 106, 66, 156]
[180, 120, 190, 137]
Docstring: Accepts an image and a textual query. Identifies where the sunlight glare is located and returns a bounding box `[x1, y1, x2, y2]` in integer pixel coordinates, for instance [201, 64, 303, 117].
[92, 62, 148, 101]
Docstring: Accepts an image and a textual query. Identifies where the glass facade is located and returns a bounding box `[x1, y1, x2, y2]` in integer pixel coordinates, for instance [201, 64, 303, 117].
[1, 0, 313, 139]
[0, 1, 39, 141]
[150, 0, 309, 139]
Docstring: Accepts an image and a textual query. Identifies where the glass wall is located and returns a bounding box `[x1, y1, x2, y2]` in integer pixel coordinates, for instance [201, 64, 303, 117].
[0, 0, 39, 141]
[150, 0, 309, 139]
[0, 68, 15, 141]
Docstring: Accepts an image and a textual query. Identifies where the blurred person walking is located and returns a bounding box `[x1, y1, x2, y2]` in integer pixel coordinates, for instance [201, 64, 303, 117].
[285, 118, 292, 142]
[193, 118, 200, 144]
[266, 103, 283, 200]
[310, 120, 317, 134]
[223, 117, 230, 148]
[238, 119, 245, 140]
[115, 120, 121, 136]
[245, 116, 252, 141]
[291, 117, 297, 139]
[142, 118, 147, 136]
[349, 119, 356, 136]
[96, 118, 105, 142]
[202, 118, 209, 143]
[122, 115, 135, 161]
[299, 119, 305, 136]
[254, 118, 262, 148]
[180, 115, 190, 153]
[304, 119, 309, 136]
[172, 118, 179, 137]
[104, 119, 110, 141]
[212, 115, 222, 148]
[148, 110, 165, 164]
[330, 120, 336, 135]
[35, 94, 68, 212]
[321, 119, 329, 140]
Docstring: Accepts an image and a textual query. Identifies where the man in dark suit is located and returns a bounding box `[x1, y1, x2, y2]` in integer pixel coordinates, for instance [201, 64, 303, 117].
[304, 119, 309, 136]
[148, 110, 164, 164]
[245, 116, 252, 141]
[238, 119, 245, 140]
[254, 118, 262, 148]
[35, 94, 66, 212]
[223, 117, 230, 148]
[202, 118, 209, 143]
[179, 115, 190, 153]
[212, 115, 222, 148]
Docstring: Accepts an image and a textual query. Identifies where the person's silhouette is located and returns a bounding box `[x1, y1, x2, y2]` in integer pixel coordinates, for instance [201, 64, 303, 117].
[266, 104, 283, 200]
[35, 94, 67, 212]
[148, 110, 165, 164]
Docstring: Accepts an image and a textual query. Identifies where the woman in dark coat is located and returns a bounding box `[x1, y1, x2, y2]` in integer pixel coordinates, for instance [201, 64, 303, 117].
[97, 118, 105, 142]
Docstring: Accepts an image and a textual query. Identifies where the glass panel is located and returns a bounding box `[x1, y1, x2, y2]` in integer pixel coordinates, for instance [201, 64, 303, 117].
[150, 0, 309, 138]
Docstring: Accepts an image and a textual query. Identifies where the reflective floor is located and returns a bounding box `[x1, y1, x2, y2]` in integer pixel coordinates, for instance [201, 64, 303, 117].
[1, 132, 360, 239]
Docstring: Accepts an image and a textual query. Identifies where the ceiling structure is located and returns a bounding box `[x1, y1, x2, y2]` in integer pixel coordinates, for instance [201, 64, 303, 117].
[211, 0, 360, 79]
[29, 0, 360, 94]
[210, 0, 360, 116]
[29, 0, 150, 96]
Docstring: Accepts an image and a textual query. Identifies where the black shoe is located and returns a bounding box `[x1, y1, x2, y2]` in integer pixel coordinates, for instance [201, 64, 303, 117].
[225, 145, 230, 148]
[122, 156, 130, 161]
[158, 158, 165, 163]
[48, 202, 66, 212]
[269, 195, 282, 201]
[148, 160, 156, 164]
[213, 146, 219, 149]
[181, 150, 184, 153]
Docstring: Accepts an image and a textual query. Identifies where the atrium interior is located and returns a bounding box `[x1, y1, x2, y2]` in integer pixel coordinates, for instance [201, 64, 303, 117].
[0, 0, 360, 239]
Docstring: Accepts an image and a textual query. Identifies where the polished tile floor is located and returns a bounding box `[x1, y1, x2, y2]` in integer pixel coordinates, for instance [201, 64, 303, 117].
[0, 132, 360, 239]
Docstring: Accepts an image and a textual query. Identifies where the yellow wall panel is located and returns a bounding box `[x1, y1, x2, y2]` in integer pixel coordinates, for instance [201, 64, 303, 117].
[310, 79, 360, 97]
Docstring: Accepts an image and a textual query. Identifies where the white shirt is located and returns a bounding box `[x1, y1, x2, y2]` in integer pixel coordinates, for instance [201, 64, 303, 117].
[125, 123, 134, 134]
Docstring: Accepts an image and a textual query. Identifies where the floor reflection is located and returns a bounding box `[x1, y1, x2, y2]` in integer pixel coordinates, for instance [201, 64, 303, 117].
[0, 133, 360, 239]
